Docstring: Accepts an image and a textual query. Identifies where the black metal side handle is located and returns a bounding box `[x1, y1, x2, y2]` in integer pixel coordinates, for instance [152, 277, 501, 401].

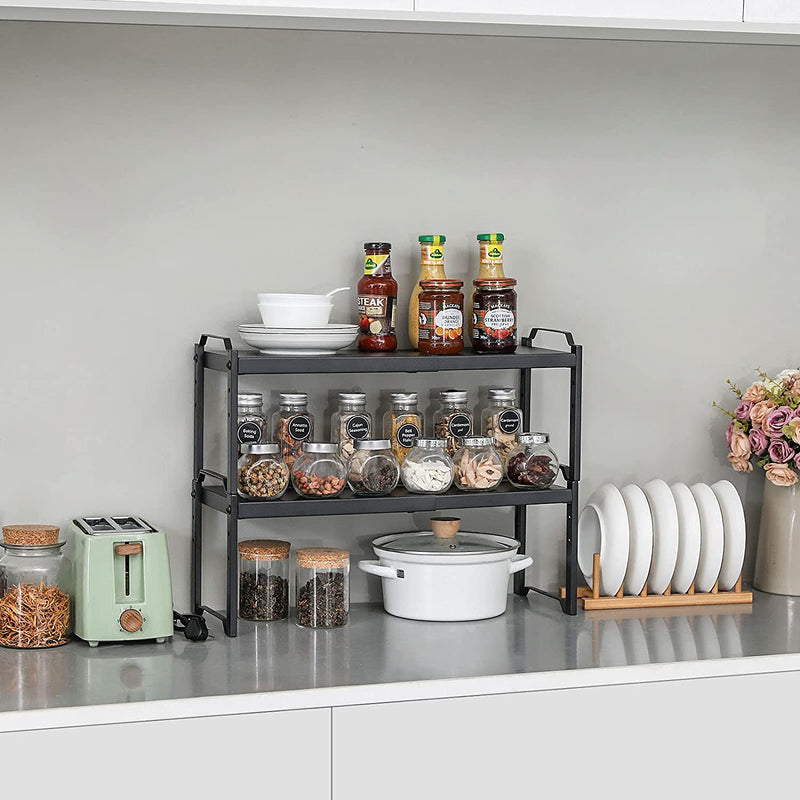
[198, 333, 233, 350]
[524, 328, 575, 348]
[196, 469, 228, 493]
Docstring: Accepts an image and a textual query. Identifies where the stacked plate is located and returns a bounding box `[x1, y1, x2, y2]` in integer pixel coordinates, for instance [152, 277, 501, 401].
[238, 323, 359, 356]
[577, 479, 746, 597]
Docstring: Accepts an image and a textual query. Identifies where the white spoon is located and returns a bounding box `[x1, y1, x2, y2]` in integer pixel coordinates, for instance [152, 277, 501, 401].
[325, 286, 350, 299]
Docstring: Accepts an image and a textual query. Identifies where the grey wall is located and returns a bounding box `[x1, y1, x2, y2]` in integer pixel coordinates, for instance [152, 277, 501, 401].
[1, 21, 799, 615]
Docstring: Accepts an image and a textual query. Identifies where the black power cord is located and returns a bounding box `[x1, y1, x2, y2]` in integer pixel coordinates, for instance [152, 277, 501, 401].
[173, 611, 209, 642]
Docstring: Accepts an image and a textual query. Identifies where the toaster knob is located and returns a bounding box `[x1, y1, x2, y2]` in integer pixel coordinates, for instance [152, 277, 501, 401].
[120, 609, 144, 632]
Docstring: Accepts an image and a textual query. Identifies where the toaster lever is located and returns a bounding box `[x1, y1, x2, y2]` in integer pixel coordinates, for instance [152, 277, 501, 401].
[115, 543, 143, 556]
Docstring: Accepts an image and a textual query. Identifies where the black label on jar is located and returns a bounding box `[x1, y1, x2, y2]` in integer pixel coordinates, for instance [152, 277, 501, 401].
[448, 413, 472, 438]
[287, 415, 311, 441]
[396, 423, 421, 448]
[237, 421, 263, 444]
[498, 409, 522, 434]
[345, 414, 371, 440]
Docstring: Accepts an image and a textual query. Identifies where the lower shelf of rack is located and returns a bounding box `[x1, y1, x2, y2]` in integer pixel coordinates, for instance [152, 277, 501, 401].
[200, 481, 574, 518]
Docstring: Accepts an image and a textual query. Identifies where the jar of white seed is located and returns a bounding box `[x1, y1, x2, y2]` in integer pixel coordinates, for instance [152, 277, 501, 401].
[400, 439, 454, 494]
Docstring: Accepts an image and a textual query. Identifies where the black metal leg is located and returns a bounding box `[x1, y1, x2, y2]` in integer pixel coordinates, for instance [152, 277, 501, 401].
[563, 481, 579, 615]
[191, 343, 205, 615]
[514, 505, 529, 596]
[225, 351, 240, 637]
[563, 343, 582, 615]
[225, 498, 239, 637]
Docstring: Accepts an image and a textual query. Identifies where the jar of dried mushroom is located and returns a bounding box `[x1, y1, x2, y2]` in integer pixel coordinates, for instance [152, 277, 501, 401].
[291, 442, 347, 498]
[432, 389, 473, 455]
[237, 443, 289, 500]
[481, 387, 523, 471]
[506, 432, 560, 490]
[347, 439, 399, 496]
[383, 392, 424, 465]
[331, 392, 372, 460]
[295, 547, 350, 628]
[237, 393, 267, 454]
[272, 392, 314, 469]
[238, 539, 290, 622]
[400, 438, 454, 494]
[452, 436, 504, 492]
[0, 541, 72, 648]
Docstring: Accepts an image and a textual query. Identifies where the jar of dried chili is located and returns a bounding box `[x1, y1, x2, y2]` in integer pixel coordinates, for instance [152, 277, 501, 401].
[417, 279, 464, 355]
[357, 242, 397, 352]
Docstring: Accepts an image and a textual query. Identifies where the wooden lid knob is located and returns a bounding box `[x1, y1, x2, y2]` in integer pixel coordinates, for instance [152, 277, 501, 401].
[120, 609, 143, 632]
[431, 517, 461, 539]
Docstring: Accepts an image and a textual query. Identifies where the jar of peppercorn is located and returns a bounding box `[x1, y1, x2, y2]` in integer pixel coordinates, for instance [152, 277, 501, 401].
[237, 444, 290, 500]
[506, 432, 560, 490]
[291, 442, 347, 499]
[295, 547, 350, 629]
[238, 539, 290, 622]
[418, 279, 464, 355]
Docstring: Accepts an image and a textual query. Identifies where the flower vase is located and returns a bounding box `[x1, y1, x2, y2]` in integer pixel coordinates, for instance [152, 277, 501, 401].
[754, 477, 800, 595]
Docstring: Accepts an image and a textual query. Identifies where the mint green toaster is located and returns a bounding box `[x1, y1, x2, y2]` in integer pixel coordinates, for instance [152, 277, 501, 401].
[72, 516, 174, 647]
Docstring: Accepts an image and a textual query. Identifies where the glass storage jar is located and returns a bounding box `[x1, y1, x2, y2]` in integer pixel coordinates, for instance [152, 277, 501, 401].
[481, 387, 523, 470]
[295, 547, 350, 628]
[432, 389, 473, 455]
[331, 392, 372, 461]
[237, 443, 289, 500]
[291, 442, 346, 498]
[237, 393, 267, 454]
[506, 432, 560, 490]
[346, 439, 399, 496]
[0, 541, 73, 648]
[238, 539, 290, 621]
[471, 278, 517, 354]
[272, 392, 314, 469]
[400, 438, 455, 494]
[383, 392, 424, 465]
[452, 435, 504, 492]
[417, 279, 464, 355]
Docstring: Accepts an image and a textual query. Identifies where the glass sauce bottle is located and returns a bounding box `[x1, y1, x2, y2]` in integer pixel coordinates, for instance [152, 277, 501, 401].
[467, 233, 505, 342]
[358, 242, 398, 352]
[409, 235, 446, 350]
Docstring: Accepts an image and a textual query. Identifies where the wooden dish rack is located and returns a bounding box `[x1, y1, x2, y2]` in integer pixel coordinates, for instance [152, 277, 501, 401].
[561, 553, 753, 610]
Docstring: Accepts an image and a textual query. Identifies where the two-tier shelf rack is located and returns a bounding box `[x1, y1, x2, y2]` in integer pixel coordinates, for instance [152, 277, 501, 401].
[191, 327, 583, 636]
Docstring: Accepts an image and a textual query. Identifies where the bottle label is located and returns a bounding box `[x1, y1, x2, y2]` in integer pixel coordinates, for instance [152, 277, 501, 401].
[498, 409, 522, 434]
[396, 422, 421, 448]
[358, 294, 396, 336]
[364, 254, 390, 275]
[420, 243, 445, 267]
[473, 305, 516, 344]
[479, 241, 504, 266]
[345, 414, 371, 440]
[418, 300, 463, 344]
[448, 413, 472, 438]
[287, 415, 312, 441]
[237, 421, 263, 445]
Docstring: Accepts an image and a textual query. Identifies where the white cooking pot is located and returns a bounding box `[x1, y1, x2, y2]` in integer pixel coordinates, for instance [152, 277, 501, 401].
[358, 517, 532, 622]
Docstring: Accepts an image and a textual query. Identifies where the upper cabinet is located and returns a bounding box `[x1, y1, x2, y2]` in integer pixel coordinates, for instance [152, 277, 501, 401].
[415, 1, 744, 22]
[745, 1, 800, 22]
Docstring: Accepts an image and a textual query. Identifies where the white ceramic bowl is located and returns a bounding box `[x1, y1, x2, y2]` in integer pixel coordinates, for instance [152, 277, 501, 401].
[257, 293, 332, 304]
[258, 300, 333, 329]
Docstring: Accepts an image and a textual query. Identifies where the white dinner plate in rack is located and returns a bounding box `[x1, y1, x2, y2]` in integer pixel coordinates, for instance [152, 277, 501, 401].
[620, 484, 653, 596]
[578, 483, 630, 597]
[711, 479, 747, 591]
[690, 482, 725, 593]
[642, 479, 679, 595]
[669, 482, 702, 594]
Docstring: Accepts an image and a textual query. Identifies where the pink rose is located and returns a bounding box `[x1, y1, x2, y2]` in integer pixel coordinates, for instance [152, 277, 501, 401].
[743, 383, 767, 402]
[790, 377, 800, 398]
[765, 462, 799, 487]
[795, 451, 800, 472]
[764, 406, 795, 438]
[729, 428, 751, 460]
[768, 438, 796, 464]
[750, 400, 778, 428]
[788, 420, 800, 445]
[735, 401, 753, 421]
[728, 454, 753, 473]
[749, 428, 769, 456]
[726, 422, 735, 447]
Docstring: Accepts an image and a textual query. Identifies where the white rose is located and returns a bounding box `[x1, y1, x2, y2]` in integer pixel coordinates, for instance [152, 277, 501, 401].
[775, 369, 800, 383]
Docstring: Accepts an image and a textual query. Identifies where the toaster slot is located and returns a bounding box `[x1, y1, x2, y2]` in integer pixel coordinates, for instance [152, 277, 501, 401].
[113, 540, 145, 603]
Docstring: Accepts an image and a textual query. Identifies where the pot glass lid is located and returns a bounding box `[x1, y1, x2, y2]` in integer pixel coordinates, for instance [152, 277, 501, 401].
[378, 518, 517, 556]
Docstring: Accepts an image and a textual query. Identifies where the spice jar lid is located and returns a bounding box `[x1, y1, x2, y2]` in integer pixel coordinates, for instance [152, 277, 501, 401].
[238, 539, 290, 561]
[473, 279, 517, 289]
[477, 233, 505, 242]
[413, 438, 447, 449]
[355, 439, 392, 451]
[279, 392, 307, 404]
[419, 280, 463, 290]
[390, 392, 418, 404]
[302, 442, 338, 454]
[2, 524, 60, 546]
[488, 387, 517, 403]
[364, 242, 391, 250]
[242, 443, 280, 455]
[338, 392, 366, 405]
[460, 436, 495, 447]
[440, 389, 468, 405]
[237, 393, 263, 406]
[519, 432, 549, 445]
[419, 234, 446, 243]
[296, 547, 350, 569]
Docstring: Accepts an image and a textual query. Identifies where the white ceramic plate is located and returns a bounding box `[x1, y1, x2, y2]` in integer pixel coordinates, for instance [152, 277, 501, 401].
[642, 479, 679, 595]
[711, 479, 747, 591]
[239, 323, 357, 333]
[669, 482, 702, 594]
[690, 482, 725, 593]
[578, 483, 630, 597]
[620, 483, 653, 596]
[238, 328, 358, 354]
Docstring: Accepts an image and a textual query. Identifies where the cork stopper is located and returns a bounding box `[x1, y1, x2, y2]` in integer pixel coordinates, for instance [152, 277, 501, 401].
[238, 539, 291, 561]
[430, 517, 461, 539]
[296, 547, 350, 569]
[2, 525, 60, 546]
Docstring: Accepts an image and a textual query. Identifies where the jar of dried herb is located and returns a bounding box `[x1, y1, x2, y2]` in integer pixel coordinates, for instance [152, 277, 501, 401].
[295, 548, 350, 628]
[331, 392, 372, 461]
[346, 439, 399, 496]
[0, 540, 73, 648]
[432, 389, 473, 455]
[383, 392, 424, 465]
[238, 539, 290, 622]
[237, 443, 289, 500]
[480, 387, 523, 471]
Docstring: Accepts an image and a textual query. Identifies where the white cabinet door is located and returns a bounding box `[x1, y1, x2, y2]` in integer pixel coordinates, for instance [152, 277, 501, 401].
[334, 672, 800, 799]
[745, 1, 800, 22]
[415, 1, 742, 22]
[1, 707, 332, 797]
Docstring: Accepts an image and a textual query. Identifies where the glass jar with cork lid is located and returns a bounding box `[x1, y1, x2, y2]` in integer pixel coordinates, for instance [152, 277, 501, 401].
[295, 547, 350, 628]
[238, 539, 290, 622]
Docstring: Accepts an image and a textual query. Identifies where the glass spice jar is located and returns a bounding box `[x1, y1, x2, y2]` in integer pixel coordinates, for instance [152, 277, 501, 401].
[0, 541, 73, 649]
[295, 547, 350, 629]
[331, 392, 372, 461]
[481, 387, 523, 470]
[400, 438, 455, 494]
[383, 392, 424, 465]
[357, 242, 398, 352]
[452, 435, 504, 492]
[409, 234, 447, 349]
[472, 278, 517, 354]
[346, 439, 400, 496]
[418, 279, 464, 355]
[432, 389, 473, 455]
[506, 432, 560, 490]
[237, 443, 289, 500]
[237, 393, 267, 454]
[272, 392, 314, 469]
[291, 442, 347, 498]
[238, 539, 290, 622]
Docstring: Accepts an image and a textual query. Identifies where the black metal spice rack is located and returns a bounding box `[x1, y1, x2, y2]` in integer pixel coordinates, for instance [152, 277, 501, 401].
[191, 327, 583, 637]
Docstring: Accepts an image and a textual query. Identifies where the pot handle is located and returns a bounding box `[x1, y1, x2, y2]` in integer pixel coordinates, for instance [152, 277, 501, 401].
[358, 560, 400, 579]
[508, 554, 533, 575]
